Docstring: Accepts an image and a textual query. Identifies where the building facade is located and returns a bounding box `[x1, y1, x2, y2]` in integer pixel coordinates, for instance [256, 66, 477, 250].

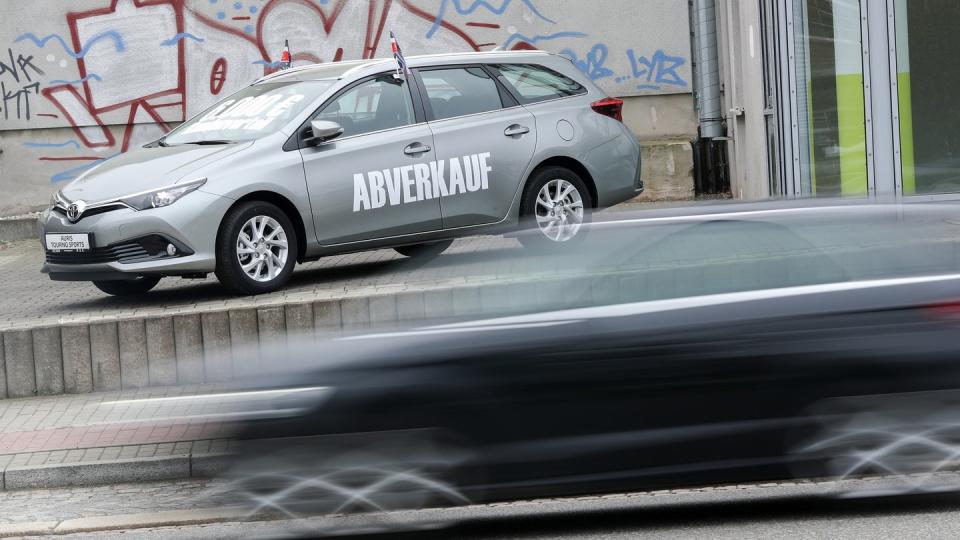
[0, 0, 699, 216]
[714, 0, 960, 202]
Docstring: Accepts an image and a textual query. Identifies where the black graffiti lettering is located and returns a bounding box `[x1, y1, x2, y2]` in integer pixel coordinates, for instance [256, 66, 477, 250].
[16, 52, 43, 82]
[1, 80, 40, 121]
[0, 48, 43, 83]
[0, 48, 45, 121]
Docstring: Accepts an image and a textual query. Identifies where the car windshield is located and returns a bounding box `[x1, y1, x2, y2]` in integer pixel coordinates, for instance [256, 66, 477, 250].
[162, 80, 334, 145]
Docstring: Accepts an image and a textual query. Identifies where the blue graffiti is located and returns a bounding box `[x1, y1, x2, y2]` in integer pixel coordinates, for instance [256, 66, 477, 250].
[51, 153, 120, 184]
[625, 49, 687, 90]
[48, 73, 103, 85]
[15, 31, 125, 59]
[160, 33, 205, 46]
[560, 44, 614, 81]
[23, 140, 82, 149]
[502, 31, 586, 49]
[428, 0, 555, 38]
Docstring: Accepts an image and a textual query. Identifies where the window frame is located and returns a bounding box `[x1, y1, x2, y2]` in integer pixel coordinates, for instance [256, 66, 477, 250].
[284, 71, 425, 151]
[410, 63, 520, 123]
[487, 63, 588, 106]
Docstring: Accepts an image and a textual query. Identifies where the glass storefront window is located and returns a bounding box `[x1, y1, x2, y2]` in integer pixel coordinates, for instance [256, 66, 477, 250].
[793, 0, 869, 197]
[895, 0, 960, 196]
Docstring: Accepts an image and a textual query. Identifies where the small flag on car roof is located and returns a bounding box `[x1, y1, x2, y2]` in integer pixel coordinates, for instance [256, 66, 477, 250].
[280, 39, 292, 70]
[390, 31, 409, 79]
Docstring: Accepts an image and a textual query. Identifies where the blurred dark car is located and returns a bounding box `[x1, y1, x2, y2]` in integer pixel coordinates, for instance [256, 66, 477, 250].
[224, 200, 960, 515]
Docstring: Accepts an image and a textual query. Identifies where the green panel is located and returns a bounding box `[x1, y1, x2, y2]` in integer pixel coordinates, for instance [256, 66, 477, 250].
[898, 72, 916, 195]
[835, 73, 868, 195]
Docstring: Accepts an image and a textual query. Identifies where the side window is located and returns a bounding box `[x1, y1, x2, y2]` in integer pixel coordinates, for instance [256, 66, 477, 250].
[315, 75, 414, 138]
[419, 67, 504, 121]
[493, 64, 586, 103]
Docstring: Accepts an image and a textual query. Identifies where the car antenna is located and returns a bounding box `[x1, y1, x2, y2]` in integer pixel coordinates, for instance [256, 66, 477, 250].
[390, 31, 410, 82]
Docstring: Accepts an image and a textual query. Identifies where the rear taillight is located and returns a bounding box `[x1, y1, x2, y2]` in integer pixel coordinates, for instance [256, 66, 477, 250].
[591, 97, 624, 122]
[926, 301, 960, 320]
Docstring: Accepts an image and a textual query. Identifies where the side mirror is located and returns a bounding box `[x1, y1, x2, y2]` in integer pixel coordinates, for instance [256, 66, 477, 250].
[304, 120, 344, 146]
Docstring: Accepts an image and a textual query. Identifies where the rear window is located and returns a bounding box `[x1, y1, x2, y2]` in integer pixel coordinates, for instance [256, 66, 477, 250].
[419, 67, 504, 121]
[492, 64, 586, 103]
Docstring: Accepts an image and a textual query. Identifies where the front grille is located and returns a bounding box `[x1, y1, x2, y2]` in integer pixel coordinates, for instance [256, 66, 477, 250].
[52, 203, 128, 221]
[44, 235, 190, 265]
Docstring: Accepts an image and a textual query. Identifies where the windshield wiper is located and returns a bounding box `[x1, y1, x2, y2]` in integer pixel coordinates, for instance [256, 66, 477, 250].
[181, 140, 237, 145]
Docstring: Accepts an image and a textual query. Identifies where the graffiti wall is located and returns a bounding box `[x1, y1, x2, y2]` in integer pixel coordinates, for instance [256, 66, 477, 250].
[0, 0, 692, 212]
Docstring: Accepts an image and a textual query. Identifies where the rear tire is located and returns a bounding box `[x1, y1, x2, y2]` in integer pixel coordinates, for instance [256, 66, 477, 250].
[518, 166, 592, 249]
[215, 201, 298, 295]
[394, 240, 453, 259]
[93, 276, 161, 296]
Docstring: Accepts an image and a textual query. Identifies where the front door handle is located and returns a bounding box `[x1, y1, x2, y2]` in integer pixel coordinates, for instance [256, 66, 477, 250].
[504, 124, 530, 137]
[404, 142, 432, 156]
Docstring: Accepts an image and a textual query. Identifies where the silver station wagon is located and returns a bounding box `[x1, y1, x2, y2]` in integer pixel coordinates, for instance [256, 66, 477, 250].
[41, 51, 642, 296]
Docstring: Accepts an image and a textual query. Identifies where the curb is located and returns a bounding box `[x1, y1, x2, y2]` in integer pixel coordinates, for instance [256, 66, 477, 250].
[0, 451, 232, 491]
[0, 507, 250, 538]
[0, 215, 38, 243]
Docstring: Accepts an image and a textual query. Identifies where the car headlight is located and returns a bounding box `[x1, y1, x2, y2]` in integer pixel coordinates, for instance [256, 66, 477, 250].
[119, 178, 207, 211]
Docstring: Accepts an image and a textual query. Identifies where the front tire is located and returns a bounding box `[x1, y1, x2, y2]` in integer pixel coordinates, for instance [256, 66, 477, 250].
[518, 166, 592, 249]
[93, 276, 161, 296]
[215, 201, 298, 295]
[394, 240, 453, 259]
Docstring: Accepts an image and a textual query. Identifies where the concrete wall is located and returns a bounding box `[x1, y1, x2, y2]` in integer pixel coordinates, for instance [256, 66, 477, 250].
[0, 0, 698, 216]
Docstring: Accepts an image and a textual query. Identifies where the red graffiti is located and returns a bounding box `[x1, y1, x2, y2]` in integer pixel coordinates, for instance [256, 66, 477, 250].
[38, 0, 499, 164]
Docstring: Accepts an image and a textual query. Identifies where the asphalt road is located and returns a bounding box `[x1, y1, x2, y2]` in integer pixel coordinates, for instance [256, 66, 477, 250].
[12, 475, 960, 539]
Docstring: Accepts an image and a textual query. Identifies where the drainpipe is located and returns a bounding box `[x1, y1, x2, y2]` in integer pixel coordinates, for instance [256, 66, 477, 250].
[692, 0, 724, 138]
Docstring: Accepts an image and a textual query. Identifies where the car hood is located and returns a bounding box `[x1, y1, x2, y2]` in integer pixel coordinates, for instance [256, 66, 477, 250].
[61, 142, 251, 202]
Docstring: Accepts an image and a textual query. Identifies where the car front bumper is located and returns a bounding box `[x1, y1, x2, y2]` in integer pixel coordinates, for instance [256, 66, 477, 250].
[40, 190, 232, 281]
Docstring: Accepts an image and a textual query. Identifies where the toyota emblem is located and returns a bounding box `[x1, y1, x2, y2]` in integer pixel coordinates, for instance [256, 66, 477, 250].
[66, 201, 86, 223]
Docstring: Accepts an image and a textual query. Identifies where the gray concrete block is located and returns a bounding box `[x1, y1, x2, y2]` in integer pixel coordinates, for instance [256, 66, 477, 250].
[3, 456, 191, 490]
[632, 141, 695, 202]
[60, 325, 92, 394]
[284, 303, 314, 338]
[257, 307, 286, 365]
[396, 293, 426, 322]
[228, 309, 259, 379]
[89, 322, 121, 392]
[200, 311, 232, 382]
[32, 327, 64, 396]
[340, 297, 370, 329]
[3, 329, 36, 398]
[480, 284, 511, 315]
[591, 277, 621, 307]
[0, 216, 39, 242]
[118, 320, 148, 389]
[144, 317, 177, 387]
[313, 300, 342, 332]
[424, 289, 454, 319]
[0, 333, 6, 400]
[368, 295, 397, 326]
[452, 287, 482, 317]
[190, 453, 235, 478]
[173, 314, 204, 384]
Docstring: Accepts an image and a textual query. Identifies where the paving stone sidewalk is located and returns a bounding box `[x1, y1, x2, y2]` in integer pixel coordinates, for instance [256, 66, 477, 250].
[0, 385, 246, 490]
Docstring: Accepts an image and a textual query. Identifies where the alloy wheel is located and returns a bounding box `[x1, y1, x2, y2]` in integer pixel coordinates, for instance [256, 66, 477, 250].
[237, 215, 289, 282]
[535, 178, 585, 242]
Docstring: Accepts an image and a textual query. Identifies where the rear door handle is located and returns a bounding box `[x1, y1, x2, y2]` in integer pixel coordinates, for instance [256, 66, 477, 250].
[404, 142, 431, 156]
[504, 124, 530, 137]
